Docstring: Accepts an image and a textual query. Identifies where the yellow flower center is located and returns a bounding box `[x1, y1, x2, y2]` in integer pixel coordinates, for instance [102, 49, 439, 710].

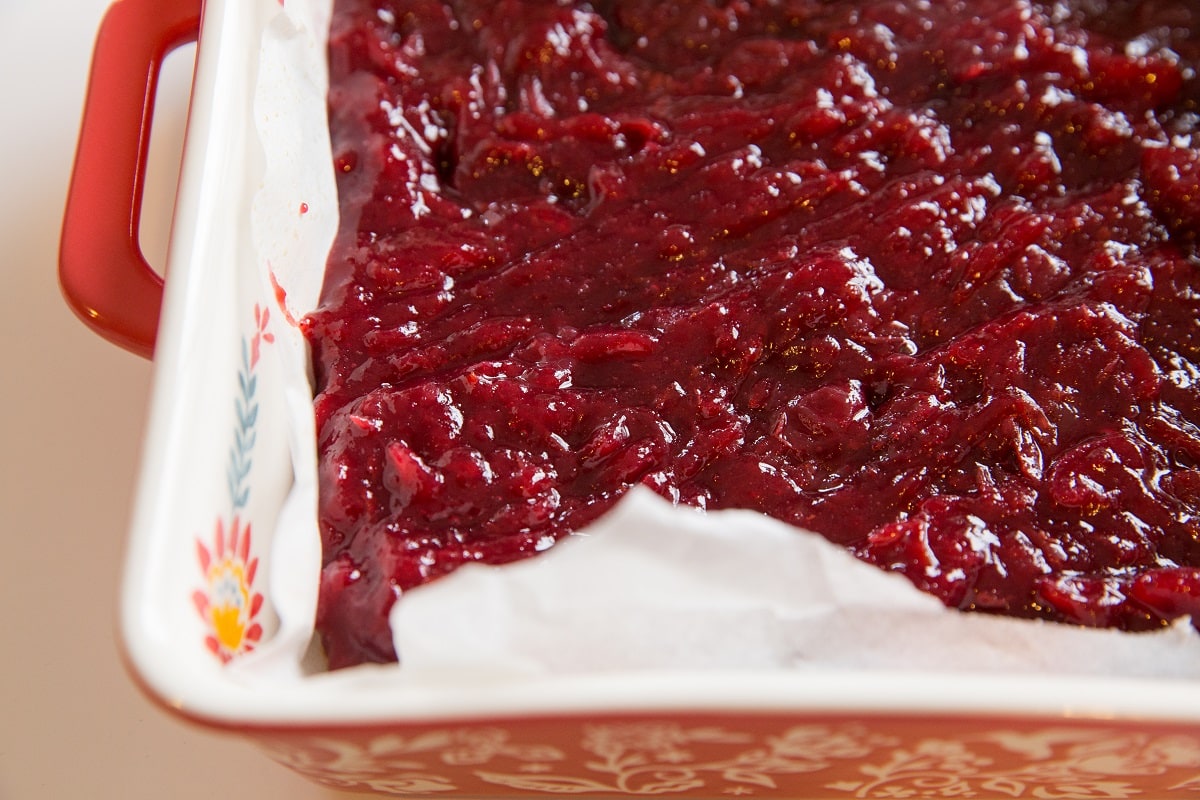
[207, 558, 251, 652]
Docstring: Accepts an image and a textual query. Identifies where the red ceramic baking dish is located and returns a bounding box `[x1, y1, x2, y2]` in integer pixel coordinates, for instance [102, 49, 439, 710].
[62, 0, 1200, 796]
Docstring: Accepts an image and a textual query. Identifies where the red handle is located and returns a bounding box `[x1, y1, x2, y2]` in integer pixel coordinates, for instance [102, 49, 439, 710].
[60, 0, 203, 359]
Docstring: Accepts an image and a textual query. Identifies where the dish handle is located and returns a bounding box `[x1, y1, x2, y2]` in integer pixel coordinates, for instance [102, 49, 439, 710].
[59, 0, 203, 359]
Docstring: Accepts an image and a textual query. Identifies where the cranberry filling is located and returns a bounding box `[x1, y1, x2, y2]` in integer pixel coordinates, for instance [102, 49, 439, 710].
[305, 0, 1200, 669]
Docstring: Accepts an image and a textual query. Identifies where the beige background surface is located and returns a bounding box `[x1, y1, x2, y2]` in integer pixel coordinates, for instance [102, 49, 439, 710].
[0, 1, 358, 797]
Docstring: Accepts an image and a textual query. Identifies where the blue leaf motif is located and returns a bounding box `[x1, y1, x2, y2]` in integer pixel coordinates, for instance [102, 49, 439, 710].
[224, 325, 268, 512]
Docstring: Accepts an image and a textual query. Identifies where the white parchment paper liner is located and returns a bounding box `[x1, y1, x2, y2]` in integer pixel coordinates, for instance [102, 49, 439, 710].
[242, 0, 1200, 685]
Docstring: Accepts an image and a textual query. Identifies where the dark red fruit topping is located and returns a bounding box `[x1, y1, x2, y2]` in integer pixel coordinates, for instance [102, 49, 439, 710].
[307, 0, 1200, 669]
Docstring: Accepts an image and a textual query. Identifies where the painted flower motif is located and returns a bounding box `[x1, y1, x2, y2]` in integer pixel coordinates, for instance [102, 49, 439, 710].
[193, 517, 264, 662]
[194, 303, 276, 663]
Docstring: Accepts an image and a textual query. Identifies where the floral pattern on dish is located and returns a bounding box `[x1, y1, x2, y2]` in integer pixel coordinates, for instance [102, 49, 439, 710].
[193, 303, 274, 662]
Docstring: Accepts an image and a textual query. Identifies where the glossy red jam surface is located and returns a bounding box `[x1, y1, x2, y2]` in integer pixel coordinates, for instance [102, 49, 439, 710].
[306, 0, 1200, 668]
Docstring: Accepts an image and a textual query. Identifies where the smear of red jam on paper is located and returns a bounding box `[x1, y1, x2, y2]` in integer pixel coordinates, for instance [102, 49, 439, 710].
[304, 0, 1200, 668]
